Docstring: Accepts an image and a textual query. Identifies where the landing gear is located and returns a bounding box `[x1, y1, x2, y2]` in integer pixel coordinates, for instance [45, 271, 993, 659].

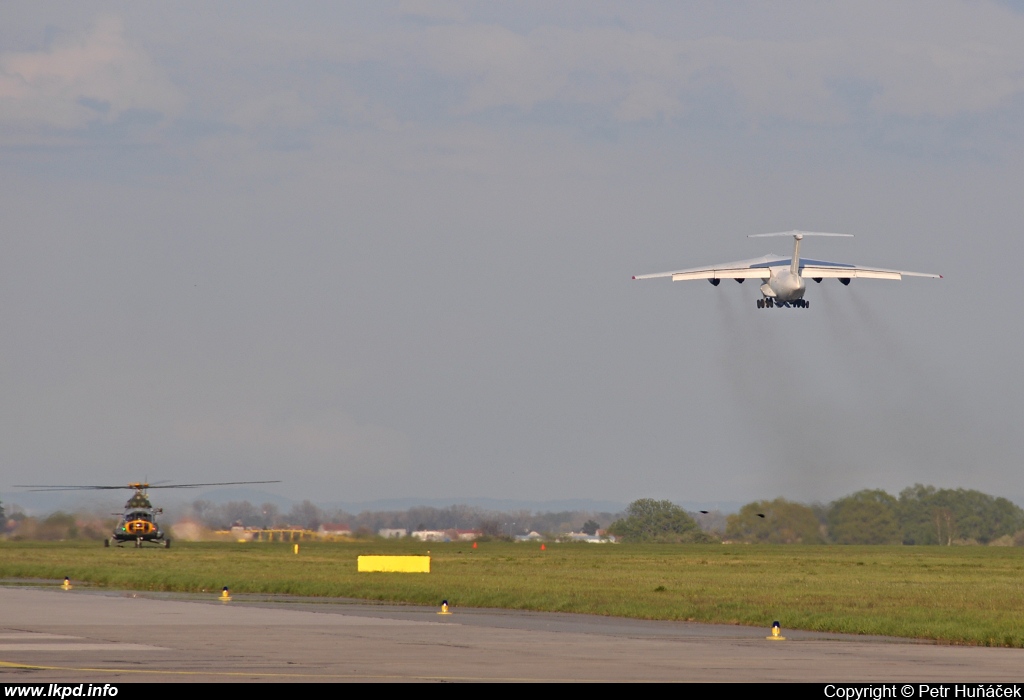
[104, 538, 110, 548]
[164, 539, 171, 549]
[135, 537, 142, 548]
[758, 297, 809, 309]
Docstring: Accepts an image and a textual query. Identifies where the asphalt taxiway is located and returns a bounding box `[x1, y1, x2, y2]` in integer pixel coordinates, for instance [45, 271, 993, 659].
[1, 586, 1021, 682]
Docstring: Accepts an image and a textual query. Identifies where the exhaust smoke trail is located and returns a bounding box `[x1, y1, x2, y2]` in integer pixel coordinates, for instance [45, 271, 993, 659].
[812, 285, 1006, 497]
[689, 279, 1018, 505]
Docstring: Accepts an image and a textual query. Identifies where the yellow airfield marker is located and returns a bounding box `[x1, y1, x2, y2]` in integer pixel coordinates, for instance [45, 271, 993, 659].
[438, 600, 452, 615]
[61, 577, 72, 590]
[766, 620, 786, 641]
[294, 544, 299, 554]
[357, 555, 431, 573]
[219, 586, 232, 602]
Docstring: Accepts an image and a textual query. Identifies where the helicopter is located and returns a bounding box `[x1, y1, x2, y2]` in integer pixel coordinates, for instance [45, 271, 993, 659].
[15, 480, 281, 548]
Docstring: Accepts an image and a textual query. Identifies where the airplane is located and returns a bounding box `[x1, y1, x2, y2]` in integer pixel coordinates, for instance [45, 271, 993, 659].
[632, 231, 941, 309]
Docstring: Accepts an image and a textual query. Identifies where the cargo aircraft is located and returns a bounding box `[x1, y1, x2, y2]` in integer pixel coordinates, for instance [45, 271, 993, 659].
[632, 231, 941, 308]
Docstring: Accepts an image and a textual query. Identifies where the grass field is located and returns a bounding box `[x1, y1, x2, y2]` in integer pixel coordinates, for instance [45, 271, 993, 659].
[2, 540, 1022, 647]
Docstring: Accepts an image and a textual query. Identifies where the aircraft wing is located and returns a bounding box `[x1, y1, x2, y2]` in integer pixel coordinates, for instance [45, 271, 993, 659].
[633, 255, 941, 281]
[632, 255, 785, 281]
[796, 259, 942, 280]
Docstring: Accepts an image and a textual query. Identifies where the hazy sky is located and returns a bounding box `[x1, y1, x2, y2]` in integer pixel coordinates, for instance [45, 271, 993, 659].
[2, 1, 1023, 508]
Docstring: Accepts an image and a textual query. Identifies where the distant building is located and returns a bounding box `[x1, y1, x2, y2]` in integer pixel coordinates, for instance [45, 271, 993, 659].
[378, 528, 407, 538]
[411, 530, 448, 542]
[318, 523, 352, 538]
[452, 529, 482, 541]
[559, 531, 614, 543]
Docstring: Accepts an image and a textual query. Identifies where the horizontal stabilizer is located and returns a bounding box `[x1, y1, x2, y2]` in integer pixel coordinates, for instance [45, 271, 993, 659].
[749, 230, 853, 238]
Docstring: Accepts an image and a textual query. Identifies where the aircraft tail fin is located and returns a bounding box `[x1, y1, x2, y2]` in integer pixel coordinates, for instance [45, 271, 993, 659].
[747, 231, 853, 275]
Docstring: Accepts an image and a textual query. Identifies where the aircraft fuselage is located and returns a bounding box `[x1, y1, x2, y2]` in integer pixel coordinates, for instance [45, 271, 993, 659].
[761, 266, 806, 302]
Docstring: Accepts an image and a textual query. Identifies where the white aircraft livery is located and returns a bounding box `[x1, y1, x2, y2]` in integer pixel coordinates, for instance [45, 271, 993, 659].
[632, 231, 941, 309]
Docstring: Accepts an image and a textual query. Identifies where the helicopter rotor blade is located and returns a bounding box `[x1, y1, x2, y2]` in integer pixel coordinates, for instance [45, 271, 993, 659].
[14, 485, 139, 491]
[14, 480, 281, 491]
[142, 481, 282, 489]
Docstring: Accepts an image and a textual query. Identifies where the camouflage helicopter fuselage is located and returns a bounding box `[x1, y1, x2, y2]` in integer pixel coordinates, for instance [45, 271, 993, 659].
[106, 486, 169, 548]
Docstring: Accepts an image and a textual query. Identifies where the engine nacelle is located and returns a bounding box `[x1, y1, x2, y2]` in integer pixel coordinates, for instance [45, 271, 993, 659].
[839, 278, 851, 286]
[708, 278, 720, 286]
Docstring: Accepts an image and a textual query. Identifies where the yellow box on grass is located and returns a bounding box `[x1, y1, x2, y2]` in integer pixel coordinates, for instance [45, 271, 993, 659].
[357, 555, 431, 573]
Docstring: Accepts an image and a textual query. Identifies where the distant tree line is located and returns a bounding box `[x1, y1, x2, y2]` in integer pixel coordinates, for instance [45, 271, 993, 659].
[4, 485, 1023, 545]
[0, 497, 618, 541]
[723, 486, 1024, 545]
[176, 500, 617, 538]
[602, 486, 1024, 545]
[0, 508, 115, 541]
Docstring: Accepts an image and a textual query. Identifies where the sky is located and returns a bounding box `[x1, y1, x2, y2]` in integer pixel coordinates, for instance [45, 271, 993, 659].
[2, 1, 1024, 510]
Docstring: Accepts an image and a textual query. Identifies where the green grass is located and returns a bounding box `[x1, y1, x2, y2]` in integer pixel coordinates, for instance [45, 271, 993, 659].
[2, 540, 1023, 647]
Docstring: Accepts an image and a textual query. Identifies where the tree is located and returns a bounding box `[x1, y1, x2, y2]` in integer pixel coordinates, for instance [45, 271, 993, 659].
[39, 512, 78, 540]
[222, 501, 261, 528]
[0, 500, 5, 533]
[826, 490, 901, 544]
[898, 485, 1024, 545]
[899, 484, 947, 544]
[287, 500, 324, 530]
[608, 499, 712, 543]
[478, 519, 501, 537]
[581, 520, 600, 536]
[189, 499, 218, 528]
[259, 502, 281, 528]
[726, 498, 824, 544]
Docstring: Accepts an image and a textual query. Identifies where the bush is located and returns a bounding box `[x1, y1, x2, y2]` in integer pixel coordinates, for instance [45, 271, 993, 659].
[609, 499, 714, 543]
